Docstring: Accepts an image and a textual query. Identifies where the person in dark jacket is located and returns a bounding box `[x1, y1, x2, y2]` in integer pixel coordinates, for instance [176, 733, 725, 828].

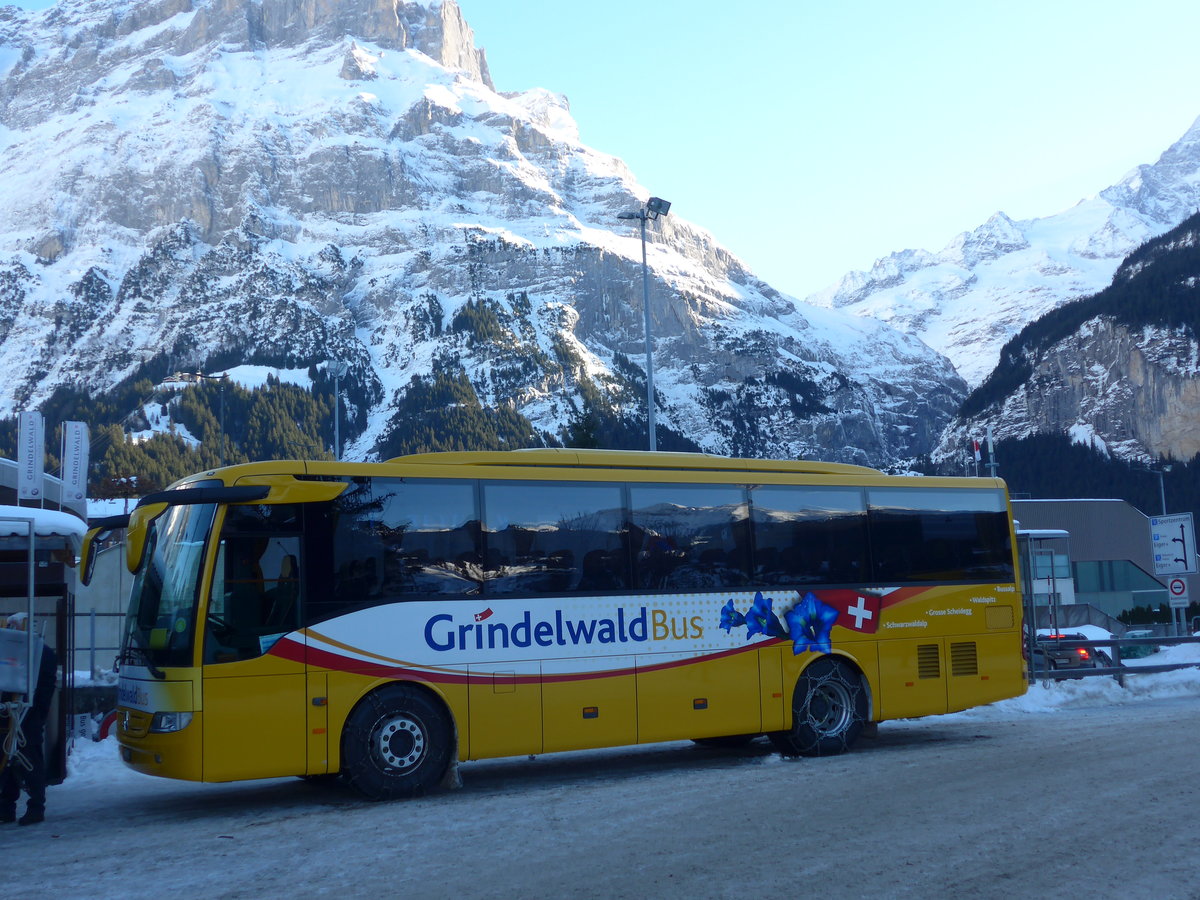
[1, 613, 57, 826]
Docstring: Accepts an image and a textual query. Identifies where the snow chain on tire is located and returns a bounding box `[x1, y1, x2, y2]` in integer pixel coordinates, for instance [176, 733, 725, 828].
[771, 656, 867, 758]
[341, 684, 454, 800]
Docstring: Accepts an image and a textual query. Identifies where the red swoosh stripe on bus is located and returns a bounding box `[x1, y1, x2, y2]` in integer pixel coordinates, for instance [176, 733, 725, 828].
[270, 635, 788, 686]
[268, 585, 935, 685]
[270, 636, 472, 684]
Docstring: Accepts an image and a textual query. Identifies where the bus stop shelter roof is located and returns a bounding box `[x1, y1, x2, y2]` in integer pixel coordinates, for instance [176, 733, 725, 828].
[0, 505, 87, 545]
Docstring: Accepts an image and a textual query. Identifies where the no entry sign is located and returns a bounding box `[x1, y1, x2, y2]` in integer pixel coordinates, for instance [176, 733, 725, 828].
[1168, 577, 1190, 609]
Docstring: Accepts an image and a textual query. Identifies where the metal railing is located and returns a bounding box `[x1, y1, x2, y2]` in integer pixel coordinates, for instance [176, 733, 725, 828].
[72, 609, 124, 680]
[1029, 634, 1200, 685]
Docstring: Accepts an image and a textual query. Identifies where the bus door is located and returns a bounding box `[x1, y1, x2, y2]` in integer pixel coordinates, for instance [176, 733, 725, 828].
[467, 660, 542, 758]
[201, 504, 308, 781]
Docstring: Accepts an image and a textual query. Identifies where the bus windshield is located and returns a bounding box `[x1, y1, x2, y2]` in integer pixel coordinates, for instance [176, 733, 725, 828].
[123, 502, 216, 669]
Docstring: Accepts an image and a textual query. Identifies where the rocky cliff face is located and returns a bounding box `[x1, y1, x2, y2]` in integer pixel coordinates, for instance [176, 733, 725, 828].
[937, 319, 1200, 464]
[0, 0, 491, 248]
[0, 0, 964, 466]
[934, 215, 1200, 466]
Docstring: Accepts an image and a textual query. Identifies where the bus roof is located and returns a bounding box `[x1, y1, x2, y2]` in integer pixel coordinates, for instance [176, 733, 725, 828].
[172, 450, 1008, 493]
[386, 448, 882, 477]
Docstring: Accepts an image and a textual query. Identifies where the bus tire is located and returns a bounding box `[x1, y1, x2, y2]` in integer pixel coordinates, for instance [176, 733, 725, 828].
[341, 684, 454, 800]
[770, 657, 867, 758]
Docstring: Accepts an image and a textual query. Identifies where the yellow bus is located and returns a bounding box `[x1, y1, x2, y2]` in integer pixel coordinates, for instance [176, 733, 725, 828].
[83, 449, 1026, 799]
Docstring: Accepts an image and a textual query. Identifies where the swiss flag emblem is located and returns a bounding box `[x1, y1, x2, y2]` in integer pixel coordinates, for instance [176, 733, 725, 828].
[819, 590, 881, 634]
[474, 607, 494, 623]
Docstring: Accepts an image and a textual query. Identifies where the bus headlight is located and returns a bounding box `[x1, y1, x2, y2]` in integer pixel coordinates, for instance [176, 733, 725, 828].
[148, 711, 194, 733]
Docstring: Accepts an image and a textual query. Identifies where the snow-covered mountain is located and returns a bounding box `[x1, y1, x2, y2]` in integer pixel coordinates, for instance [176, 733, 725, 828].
[934, 211, 1200, 467]
[0, 0, 963, 467]
[809, 118, 1200, 387]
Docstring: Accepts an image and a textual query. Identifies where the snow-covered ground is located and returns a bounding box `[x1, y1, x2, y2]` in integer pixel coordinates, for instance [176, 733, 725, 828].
[8, 643, 1199, 899]
[60, 639, 1200, 782]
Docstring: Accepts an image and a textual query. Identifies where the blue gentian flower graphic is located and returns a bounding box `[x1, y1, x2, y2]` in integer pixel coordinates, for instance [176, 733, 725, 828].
[785, 591, 839, 655]
[744, 591, 787, 640]
[719, 598, 746, 633]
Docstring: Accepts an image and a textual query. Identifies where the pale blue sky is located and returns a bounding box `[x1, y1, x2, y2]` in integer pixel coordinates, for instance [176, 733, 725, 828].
[8, 0, 1200, 298]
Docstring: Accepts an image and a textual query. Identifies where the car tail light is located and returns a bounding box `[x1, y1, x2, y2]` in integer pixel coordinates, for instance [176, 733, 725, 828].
[1076, 648, 1091, 660]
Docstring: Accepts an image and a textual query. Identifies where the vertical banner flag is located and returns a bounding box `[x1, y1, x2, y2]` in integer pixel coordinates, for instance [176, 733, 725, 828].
[17, 411, 45, 500]
[972, 439, 982, 463]
[62, 421, 90, 517]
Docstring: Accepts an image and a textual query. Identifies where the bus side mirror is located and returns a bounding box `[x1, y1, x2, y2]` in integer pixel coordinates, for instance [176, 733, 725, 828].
[127, 503, 167, 573]
[79, 514, 130, 586]
[79, 530, 99, 586]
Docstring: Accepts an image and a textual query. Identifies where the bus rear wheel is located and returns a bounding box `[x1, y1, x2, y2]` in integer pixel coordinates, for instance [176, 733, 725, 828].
[770, 657, 867, 758]
[342, 684, 453, 800]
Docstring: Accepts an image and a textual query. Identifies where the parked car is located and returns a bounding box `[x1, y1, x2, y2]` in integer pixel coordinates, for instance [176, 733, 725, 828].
[1031, 632, 1111, 673]
[1120, 629, 1158, 660]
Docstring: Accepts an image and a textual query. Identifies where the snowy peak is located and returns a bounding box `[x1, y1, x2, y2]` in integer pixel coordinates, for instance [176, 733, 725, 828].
[0, 0, 513, 258]
[1099, 114, 1200, 226]
[942, 211, 1029, 268]
[810, 114, 1200, 387]
[0, 0, 968, 467]
[936, 210, 1200, 467]
[0, 0, 491, 110]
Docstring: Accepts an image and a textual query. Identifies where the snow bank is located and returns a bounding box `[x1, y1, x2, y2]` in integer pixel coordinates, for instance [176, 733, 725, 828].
[0, 504, 87, 538]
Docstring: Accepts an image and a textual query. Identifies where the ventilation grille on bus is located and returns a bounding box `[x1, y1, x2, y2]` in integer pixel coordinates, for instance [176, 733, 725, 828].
[951, 641, 979, 676]
[917, 644, 940, 679]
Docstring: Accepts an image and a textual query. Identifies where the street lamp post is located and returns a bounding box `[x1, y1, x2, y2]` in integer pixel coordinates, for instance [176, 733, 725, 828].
[1143, 464, 1183, 634]
[329, 361, 349, 461]
[116, 474, 139, 514]
[1142, 464, 1173, 516]
[617, 196, 671, 452]
[196, 371, 229, 466]
[1157, 465, 1172, 516]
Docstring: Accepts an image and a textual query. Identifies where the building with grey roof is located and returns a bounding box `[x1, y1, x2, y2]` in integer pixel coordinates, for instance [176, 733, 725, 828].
[1012, 498, 1174, 620]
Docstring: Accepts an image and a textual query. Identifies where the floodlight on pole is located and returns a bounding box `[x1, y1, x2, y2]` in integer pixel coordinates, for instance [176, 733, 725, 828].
[617, 196, 671, 452]
[329, 361, 349, 461]
[1140, 464, 1173, 516]
[195, 371, 229, 466]
[1157, 464, 1172, 516]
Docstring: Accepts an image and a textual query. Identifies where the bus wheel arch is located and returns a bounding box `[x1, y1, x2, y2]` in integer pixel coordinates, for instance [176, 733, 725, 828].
[770, 655, 869, 758]
[340, 682, 456, 800]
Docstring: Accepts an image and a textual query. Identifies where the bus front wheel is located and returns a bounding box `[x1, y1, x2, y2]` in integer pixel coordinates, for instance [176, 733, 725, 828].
[341, 684, 454, 800]
[770, 657, 867, 758]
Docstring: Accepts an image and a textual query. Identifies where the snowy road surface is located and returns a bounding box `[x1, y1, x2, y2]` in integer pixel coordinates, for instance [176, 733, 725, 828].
[6, 667, 1200, 900]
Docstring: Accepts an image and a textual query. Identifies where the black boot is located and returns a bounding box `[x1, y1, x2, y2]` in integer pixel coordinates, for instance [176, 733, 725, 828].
[18, 806, 44, 826]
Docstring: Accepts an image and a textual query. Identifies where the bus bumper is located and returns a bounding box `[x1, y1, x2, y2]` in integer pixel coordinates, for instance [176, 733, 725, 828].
[117, 707, 204, 782]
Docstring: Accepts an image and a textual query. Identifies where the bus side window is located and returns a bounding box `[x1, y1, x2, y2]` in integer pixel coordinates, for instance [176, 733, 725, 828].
[265, 554, 300, 630]
[749, 485, 868, 585]
[629, 484, 751, 590]
[303, 480, 486, 627]
[867, 488, 1012, 583]
[205, 505, 302, 663]
[482, 481, 626, 596]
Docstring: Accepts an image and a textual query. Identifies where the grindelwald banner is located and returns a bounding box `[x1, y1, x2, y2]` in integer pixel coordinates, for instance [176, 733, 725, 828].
[17, 411, 45, 501]
[61, 421, 89, 517]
